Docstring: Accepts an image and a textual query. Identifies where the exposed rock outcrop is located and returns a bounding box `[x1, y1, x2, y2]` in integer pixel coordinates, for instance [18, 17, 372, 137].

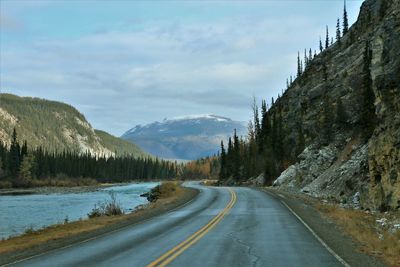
[272, 0, 400, 210]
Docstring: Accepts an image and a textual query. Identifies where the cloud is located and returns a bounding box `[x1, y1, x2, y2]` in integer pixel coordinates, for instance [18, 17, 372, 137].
[0, 6, 351, 135]
[0, 15, 23, 31]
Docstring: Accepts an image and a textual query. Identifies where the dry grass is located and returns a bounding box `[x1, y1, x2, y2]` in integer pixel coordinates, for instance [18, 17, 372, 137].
[201, 179, 218, 186]
[317, 204, 400, 266]
[0, 183, 184, 255]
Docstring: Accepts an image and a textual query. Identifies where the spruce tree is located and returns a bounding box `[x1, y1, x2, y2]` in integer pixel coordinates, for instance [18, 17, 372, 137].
[304, 49, 308, 68]
[319, 36, 323, 52]
[325, 26, 330, 49]
[309, 48, 313, 62]
[336, 18, 341, 44]
[343, 0, 349, 35]
[336, 97, 347, 127]
[233, 129, 240, 182]
[219, 141, 227, 180]
[8, 128, 20, 178]
[360, 41, 376, 139]
[297, 51, 302, 77]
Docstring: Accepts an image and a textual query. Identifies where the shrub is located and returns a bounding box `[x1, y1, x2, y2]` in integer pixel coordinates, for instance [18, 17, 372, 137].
[88, 191, 123, 218]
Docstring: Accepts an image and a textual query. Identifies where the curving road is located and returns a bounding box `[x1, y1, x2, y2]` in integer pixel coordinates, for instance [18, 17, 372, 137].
[6, 183, 344, 267]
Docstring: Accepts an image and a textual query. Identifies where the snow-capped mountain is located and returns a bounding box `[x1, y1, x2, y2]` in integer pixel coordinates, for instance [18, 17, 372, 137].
[121, 115, 247, 160]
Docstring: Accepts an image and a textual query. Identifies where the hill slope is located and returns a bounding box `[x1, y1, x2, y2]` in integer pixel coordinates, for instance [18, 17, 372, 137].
[0, 94, 147, 158]
[269, 0, 399, 210]
[122, 115, 246, 160]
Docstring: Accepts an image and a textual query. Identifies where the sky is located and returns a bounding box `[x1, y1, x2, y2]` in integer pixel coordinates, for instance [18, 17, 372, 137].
[0, 0, 363, 136]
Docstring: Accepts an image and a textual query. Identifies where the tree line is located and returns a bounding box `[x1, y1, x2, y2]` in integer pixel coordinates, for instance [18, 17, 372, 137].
[0, 129, 178, 188]
[219, 1, 376, 185]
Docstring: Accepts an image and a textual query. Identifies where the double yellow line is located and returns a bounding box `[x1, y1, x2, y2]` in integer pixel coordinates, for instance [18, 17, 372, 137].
[147, 188, 237, 267]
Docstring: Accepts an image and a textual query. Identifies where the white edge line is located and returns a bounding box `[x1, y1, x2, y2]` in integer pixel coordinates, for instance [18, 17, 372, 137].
[1, 187, 201, 267]
[280, 200, 351, 267]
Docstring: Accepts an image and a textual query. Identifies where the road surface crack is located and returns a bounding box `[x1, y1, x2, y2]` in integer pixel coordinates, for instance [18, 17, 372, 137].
[226, 223, 260, 267]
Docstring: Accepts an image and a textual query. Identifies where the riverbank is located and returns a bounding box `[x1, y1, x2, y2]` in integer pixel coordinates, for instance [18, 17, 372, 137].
[0, 181, 158, 196]
[0, 183, 198, 266]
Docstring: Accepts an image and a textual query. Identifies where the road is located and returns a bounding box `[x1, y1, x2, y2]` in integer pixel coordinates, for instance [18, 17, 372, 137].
[6, 183, 344, 267]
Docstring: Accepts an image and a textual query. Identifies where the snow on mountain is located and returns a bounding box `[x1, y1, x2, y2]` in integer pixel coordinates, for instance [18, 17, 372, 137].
[121, 114, 246, 160]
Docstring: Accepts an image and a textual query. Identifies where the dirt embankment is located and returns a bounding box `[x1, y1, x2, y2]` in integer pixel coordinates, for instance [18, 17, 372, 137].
[0, 183, 198, 266]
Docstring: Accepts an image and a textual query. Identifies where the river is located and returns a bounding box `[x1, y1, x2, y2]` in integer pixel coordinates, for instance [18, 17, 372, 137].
[0, 182, 159, 240]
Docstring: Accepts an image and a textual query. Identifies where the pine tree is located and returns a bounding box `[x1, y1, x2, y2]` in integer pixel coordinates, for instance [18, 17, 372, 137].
[321, 96, 334, 145]
[304, 49, 308, 68]
[297, 51, 302, 77]
[8, 128, 21, 177]
[336, 97, 347, 126]
[360, 41, 376, 139]
[336, 18, 341, 44]
[309, 48, 313, 62]
[290, 75, 293, 85]
[319, 36, 323, 52]
[343, 0, 349, 35]
[16, 153, 35, 187]
[233, 129, 241, 181]
[325, 26, 330, 49]
[219, 141, 227, 180]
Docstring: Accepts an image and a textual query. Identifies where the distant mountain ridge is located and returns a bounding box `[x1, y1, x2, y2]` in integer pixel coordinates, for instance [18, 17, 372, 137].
[121, 114, 247, 160]
[0, 94, 147, 158]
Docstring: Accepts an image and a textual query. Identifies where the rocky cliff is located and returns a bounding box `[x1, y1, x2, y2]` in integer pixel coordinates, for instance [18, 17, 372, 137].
[272, 0, 399, 211]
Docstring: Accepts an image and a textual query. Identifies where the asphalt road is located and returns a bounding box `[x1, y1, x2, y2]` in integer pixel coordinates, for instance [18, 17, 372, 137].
[7, 183, 344, 267]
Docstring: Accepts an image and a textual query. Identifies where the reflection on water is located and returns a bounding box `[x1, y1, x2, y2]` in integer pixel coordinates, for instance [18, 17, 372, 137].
[0, 182, 158, 239]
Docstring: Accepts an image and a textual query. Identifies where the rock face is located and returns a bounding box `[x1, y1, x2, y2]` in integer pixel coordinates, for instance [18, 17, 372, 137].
[122, 115, 246, 160]
[272, 0, 400, 210]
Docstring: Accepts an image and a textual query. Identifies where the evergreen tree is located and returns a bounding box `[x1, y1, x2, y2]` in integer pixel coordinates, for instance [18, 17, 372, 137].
[8, 128, 21, 177]
[16, 153, 35, 187]
[360, 41, 376, 139]
[297, 51, 302, 77]
[309, 48, 313, 62]
[336, 97, 347, 126]
[319, 36, 323, 52]
[343, 0, 349, 35]
[289, 75, 293, 85]
[219, 141, 227, 180]
[232, 129, 241, 181]
[325, 26, 330, 49]
[336, 18, 341, 44]
[321, 96, 334, 145]
[304, 49, 308, 68]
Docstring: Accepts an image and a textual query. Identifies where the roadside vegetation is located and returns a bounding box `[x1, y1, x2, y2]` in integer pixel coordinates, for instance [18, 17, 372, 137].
[142, 182, 181, 202]
[317, 204, 400, 266]
[0, 182, 187, 255]
[88, 191, 124, 218]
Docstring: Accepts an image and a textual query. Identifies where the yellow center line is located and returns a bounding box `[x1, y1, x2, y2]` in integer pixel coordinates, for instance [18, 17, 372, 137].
[147, 188, 237, 267]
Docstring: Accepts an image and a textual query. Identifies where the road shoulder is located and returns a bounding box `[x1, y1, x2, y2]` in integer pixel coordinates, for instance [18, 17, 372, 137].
[259, 187, 387, 267]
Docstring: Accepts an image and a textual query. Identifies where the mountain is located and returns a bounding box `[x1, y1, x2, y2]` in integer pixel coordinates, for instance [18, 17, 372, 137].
[253, 0, 399, 211]
[0, 94, 147, 158]
[121, 115, 247, 160]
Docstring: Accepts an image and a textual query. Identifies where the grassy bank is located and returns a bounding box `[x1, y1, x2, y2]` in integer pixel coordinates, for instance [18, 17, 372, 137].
[316, 204, 400, 266]
[0, 182, 187, 256]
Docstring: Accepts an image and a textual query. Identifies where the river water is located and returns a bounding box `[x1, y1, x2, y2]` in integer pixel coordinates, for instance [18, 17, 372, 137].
[0, 182, 159, 240]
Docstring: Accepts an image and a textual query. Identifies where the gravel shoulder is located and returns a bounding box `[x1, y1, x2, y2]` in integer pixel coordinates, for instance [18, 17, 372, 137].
[259, 187, 387, 267]
[0, 186, 199, 266]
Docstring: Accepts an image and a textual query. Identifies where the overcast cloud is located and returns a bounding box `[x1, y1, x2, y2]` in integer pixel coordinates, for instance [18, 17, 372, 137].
[0, 0, 363, 136]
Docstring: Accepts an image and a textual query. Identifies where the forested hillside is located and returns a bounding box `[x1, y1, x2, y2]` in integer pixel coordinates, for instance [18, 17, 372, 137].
[0, 129, 176, 188]
[219, 0, 399, 211]
[0, 94, 146, 158]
